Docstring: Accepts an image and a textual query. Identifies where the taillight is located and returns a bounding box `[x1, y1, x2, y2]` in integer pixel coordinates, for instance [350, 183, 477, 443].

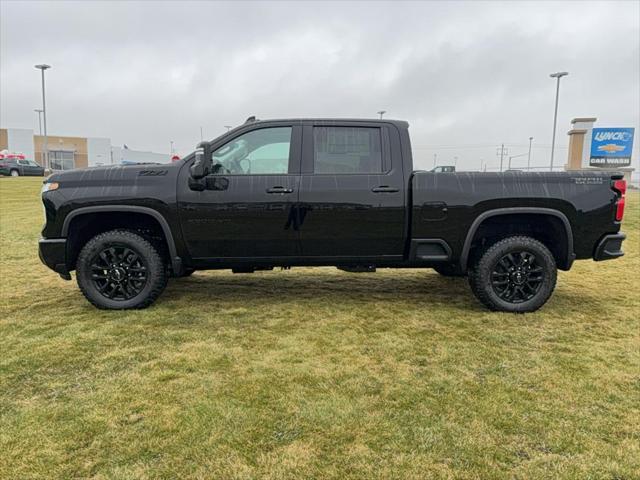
[612, 179, 626, 222]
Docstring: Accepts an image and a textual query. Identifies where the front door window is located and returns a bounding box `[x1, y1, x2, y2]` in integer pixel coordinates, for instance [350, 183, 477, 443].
[211, 127, 292, 175]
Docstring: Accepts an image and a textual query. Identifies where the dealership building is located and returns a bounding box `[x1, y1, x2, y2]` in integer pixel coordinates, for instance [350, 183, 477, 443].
[0, 128, 170, 170]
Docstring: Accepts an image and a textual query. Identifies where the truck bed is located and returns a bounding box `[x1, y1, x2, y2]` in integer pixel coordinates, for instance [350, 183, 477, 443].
[410, 170, 622, 266]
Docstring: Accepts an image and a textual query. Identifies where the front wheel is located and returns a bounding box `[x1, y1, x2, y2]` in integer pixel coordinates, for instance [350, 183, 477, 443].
[10, 169, 19, 177]
[76, 230, 167, 309]
[468, 236, 557, 313]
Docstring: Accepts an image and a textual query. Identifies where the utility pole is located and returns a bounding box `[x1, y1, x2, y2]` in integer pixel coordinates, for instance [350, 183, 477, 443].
[200, 126, 204, 142]
[527, 136, 533, 170]
[549, 71, 569, 171]
[35, 64, 51, 169]
[496, 144, 508, 172]
[34, 109, 43, 136]
[170, 141, 174, 154]
[433, 153, 437, 168]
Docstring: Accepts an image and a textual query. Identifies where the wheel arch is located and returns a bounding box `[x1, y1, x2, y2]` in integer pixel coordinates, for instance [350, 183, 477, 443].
[62, 206, 182, 274]
[460, 207, 574, 271]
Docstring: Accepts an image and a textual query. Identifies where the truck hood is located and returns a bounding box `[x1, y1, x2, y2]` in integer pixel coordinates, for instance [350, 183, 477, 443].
[47, 163, 181, 184]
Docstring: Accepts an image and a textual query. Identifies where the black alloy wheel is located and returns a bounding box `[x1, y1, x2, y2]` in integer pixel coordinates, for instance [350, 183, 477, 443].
[468, 236, 557, 313]
[76, 230, 167, 309]
[90, 244, 148, 300]
[490, 251, 544, 303]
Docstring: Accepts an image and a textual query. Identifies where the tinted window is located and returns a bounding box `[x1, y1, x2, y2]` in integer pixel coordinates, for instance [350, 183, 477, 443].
[313, 127, 382, 174]
[211, 127, 292, 175]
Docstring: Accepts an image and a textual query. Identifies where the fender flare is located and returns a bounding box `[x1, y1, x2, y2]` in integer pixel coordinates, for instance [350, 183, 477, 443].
[62, 205, 182, 274]
[459, 207, 574, 271]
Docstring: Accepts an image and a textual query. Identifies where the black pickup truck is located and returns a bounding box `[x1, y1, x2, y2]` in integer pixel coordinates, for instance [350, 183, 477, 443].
[39, 118, 627, 312]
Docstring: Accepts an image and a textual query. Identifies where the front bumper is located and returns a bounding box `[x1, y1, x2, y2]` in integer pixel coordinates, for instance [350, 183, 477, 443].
[594, 233, 626, 261]
[38, 238, 71, 280]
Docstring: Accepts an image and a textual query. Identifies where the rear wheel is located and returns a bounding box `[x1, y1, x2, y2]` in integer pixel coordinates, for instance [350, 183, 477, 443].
[468, 236, 557, 312]
[10, 169, 19, 177]
[76, 230, 167, 309]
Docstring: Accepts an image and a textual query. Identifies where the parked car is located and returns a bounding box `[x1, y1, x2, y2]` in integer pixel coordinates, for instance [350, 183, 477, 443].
[39, 118, 626, 312]
[0, 158, 45, 176]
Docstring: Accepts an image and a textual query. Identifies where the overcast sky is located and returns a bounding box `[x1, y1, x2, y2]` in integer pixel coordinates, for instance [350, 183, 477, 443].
[1, 0, 639, 171]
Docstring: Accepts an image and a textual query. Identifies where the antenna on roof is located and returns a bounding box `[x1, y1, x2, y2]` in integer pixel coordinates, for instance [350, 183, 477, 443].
[244, 116, 256, 124]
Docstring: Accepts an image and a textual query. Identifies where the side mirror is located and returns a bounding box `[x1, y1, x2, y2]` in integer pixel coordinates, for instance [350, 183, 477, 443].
[189, 142, 209, 179]
[206, 176, 229, 191]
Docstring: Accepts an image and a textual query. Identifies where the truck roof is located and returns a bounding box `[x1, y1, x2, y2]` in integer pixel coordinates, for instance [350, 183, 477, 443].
[240, 117, 410, 129]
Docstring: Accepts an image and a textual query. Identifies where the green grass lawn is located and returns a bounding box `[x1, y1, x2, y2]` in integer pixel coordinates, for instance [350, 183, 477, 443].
[1, 177, 639, 480]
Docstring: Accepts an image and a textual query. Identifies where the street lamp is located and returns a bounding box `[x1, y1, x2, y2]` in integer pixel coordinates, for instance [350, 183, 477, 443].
[527, 136, 533, 171]
[549, 71, 569, 171]
[34, 109, 43, 136]
[377, 110, 386, 119]
[35, 64, 51, 169]
[224, 125, 232, 132]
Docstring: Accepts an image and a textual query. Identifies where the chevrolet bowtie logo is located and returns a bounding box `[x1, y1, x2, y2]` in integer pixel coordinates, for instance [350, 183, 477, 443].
[597, 143, 625, 153]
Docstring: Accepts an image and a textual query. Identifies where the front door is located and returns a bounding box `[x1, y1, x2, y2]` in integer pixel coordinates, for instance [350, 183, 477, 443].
[298, 123, 406, 259]
[177, 125, 302, 260]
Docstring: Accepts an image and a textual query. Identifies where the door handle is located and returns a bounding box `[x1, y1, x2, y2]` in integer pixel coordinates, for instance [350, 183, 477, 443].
[266, 186, 293, 194]
[371, 186, 399, 193]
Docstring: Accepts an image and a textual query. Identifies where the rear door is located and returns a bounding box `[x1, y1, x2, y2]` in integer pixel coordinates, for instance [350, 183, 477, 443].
[177, 123, 302, 260]
[298, 122, 406, 259]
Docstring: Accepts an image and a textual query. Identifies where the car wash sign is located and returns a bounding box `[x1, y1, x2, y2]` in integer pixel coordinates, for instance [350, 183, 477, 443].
[590, 128, 634, 167]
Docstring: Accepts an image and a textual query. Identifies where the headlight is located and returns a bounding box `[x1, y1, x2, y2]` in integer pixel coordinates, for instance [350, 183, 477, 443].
[41, 182, 59, 193]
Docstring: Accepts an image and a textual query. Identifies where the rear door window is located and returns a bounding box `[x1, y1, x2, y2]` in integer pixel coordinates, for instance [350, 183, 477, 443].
[313, 126, 383, 174]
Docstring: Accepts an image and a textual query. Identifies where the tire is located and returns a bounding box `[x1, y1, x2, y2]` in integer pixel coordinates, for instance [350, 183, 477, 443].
[10, 169, 19, 177]
[434, 265, 466, 277]
[76, 230, 167, 309]
[468, 236, 557, 313]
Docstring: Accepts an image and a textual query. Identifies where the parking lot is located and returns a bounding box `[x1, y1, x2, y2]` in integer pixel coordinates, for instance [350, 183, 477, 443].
[1, 177, 639, 479]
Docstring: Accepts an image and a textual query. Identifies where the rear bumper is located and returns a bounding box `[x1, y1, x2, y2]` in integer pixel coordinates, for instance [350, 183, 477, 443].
[38, 238, 71, 280]
[594, 233, 625, 261]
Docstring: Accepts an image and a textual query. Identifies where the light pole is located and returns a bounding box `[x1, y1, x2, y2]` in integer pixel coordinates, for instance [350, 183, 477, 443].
[549, 71, 568, 171]
[527, 136, 533, 171]
[35, 64, 51, 169]
[34, 109, 43, 136]
[200, 126, 204, 142]
[170, 141, 174, 154]
[377, 110, 386, 119]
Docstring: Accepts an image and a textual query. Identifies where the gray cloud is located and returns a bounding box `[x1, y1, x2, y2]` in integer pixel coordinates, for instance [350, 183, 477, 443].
[1, 0, 638, 170]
